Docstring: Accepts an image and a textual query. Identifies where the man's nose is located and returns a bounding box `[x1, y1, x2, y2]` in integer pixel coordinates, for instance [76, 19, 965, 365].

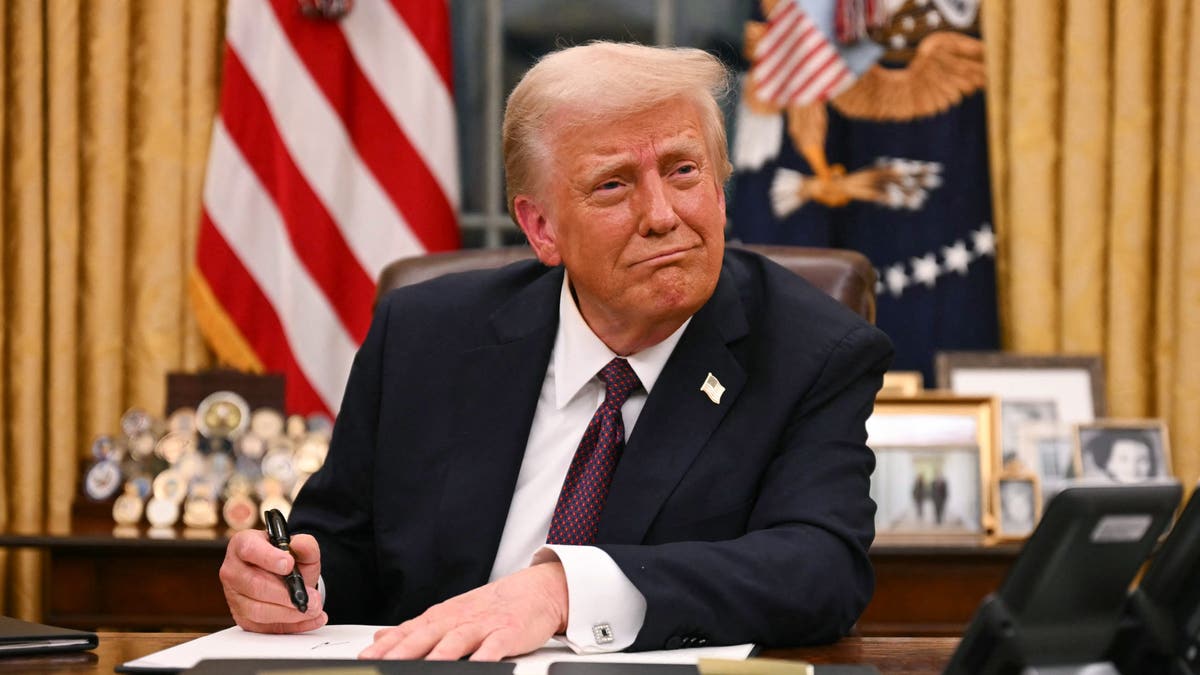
[637, 174, 679, 236]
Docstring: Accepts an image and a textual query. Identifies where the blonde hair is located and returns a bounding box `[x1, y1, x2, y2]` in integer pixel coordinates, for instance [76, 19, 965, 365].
[502, 41, 732, 222]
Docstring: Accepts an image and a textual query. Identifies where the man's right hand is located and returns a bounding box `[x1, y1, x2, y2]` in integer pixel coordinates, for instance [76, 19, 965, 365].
[219, 529, 327, 633]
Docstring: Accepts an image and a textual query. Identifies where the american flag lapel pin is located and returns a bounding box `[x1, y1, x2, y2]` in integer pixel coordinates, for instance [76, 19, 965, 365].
[700, 372, 725, 405]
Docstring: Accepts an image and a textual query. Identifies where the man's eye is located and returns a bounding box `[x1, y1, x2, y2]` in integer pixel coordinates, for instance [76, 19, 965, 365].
[597, 180, 622, 191]
[676, 164, 697, 175]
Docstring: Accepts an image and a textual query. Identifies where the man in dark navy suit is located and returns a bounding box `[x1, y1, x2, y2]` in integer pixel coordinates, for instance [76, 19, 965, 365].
[219, 41, 892, 661]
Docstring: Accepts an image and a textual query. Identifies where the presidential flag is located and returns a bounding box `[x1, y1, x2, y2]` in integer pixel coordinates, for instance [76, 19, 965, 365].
[191, 0, 459, 416]
[731, 0, 998, 383]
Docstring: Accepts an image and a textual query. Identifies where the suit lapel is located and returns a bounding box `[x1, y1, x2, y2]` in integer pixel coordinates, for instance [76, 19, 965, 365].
[597, 267, 749, 544]
[435, 267, 561, 592]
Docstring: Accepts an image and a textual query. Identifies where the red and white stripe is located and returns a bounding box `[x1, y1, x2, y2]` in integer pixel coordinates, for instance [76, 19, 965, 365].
[752, 0, 856, 107]
[195, 0, 459, 416]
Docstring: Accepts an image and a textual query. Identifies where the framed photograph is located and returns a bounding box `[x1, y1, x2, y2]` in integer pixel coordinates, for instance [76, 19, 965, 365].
[867, 394, 999, 543]
[995, 472, 1042, 540]
[936, 351, 1104, 466]
[1016, 421, 1077, 502]
[1076, 419, 1172, 484]
[880, 371, 924, 397]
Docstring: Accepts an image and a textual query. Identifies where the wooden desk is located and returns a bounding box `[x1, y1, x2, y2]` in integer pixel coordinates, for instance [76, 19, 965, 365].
[0, 633, 959, 674]
[0, 524, 1017, 635]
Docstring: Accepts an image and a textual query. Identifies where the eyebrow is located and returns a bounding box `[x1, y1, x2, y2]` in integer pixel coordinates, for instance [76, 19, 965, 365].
[578, 136, 708, 184]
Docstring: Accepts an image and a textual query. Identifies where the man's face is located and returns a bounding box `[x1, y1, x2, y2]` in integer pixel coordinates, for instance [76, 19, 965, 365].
[514, 97, 726, 339]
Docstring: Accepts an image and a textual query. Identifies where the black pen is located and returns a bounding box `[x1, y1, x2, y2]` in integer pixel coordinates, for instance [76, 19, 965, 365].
[264, 508, 309, 614]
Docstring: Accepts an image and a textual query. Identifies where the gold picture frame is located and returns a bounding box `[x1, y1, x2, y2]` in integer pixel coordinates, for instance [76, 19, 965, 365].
[879, 371, 924, 397]
[1075, 418, 1173, 484]
[867, 394, 999, 545]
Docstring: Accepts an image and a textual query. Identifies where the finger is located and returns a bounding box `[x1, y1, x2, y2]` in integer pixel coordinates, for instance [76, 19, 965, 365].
[376, 618, 446, 660]
[229, 530, 293, 576]
[360, 624, 413, 659]
[289, 534, 321, 565]
[236, 611, 328, 635]
[222, 560, 304, 609]
[469, 631, 516, 662]
[426, 625, 487, 661]
[228, 586, 323, 625]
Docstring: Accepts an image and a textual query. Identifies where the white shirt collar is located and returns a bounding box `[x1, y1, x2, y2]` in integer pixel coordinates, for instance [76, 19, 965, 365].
[553, 272, 691, 410]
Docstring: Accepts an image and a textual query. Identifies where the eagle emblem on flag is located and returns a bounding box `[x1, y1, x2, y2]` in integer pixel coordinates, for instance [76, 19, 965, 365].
[736, 0, 985, 216]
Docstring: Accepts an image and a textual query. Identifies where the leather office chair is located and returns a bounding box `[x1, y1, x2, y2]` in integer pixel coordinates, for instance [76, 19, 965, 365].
[375, 244, 877, 323]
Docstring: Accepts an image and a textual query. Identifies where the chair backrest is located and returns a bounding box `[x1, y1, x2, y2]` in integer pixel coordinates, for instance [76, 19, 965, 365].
[376, 244, 877, 322]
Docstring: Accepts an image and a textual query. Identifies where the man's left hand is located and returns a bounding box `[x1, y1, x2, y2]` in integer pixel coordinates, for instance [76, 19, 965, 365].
[359, 561, 569, 661]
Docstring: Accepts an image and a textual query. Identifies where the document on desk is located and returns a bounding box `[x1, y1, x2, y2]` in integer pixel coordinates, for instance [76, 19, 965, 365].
[118, 625, 754, 673]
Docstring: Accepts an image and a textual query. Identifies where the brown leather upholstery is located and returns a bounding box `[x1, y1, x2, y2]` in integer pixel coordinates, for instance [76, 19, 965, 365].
[376, 244, 877, 323]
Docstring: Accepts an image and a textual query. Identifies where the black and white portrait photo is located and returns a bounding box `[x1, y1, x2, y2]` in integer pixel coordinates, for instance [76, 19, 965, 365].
[1077, 422, 1171, 484]
[997, 476, 1039, 538]
[1000, 399, 1059, 467]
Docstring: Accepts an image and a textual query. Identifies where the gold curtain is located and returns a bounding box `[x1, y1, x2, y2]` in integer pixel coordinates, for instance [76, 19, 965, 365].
[983, 0, 1200, 488]
[0, 0, 223, 618]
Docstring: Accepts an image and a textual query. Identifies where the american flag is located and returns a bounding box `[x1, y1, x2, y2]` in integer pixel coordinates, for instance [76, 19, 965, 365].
[192, 0, 459, 416]
[752, 0, 856, 107]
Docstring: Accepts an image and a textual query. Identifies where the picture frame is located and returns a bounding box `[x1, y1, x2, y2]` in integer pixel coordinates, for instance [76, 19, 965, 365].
[995, 471, 1042, 541]
[879, 371, 924, 397]
[936, 352, 1104, 467]
[867, 394, 999, 544]
[1075, 419, 1172, 485]
[1015, 421, 1078, 502]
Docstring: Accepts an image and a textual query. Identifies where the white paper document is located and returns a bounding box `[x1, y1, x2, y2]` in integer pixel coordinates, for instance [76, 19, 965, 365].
[120, 625, 754, 673]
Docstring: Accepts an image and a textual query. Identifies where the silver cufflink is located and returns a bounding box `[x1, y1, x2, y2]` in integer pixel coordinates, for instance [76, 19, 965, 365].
[592, 623, 614, 644]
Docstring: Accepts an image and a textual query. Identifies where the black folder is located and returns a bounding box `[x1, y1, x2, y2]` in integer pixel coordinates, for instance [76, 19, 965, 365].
[0, 615, 98, 656]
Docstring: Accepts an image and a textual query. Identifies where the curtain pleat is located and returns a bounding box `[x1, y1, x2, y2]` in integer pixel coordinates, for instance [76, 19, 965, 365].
[1004, 1, 1062, 353]
[46, 0, 82, 535]
[4, 0, 48, 620]
[1105, 0, 1156, 417]
[1058, 0, 1110, 356]
[1164, 0, 1200, 485]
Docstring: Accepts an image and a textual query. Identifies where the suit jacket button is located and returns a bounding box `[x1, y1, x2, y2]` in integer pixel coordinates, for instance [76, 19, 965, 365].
[665, 636, 683, 650]
[696, 638, 709, 646]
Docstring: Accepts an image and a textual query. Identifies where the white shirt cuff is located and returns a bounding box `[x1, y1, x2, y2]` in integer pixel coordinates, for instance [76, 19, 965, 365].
[534, 545, 647, 653]
[316, 574, 326, 602]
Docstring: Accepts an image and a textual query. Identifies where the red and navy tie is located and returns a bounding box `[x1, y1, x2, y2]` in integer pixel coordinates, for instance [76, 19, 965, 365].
[546, 358, 642, 545]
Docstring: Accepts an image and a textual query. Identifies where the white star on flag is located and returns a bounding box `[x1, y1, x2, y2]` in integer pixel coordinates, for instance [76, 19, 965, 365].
[885, 264, 909, 297]
[942, 240, 972, 275]
[911, 253, 940, 288]
[973, 225, 996, 257]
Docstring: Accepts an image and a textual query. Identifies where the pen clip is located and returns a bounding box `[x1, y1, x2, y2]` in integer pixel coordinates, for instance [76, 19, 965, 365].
[264, 508, 290, 548]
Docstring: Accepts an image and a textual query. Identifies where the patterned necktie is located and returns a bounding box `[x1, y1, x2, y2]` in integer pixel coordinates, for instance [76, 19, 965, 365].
[546, 357, 642, 545]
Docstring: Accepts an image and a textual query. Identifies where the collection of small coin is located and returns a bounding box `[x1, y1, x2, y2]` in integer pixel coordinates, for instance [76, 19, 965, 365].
[83, 391, 331, 532]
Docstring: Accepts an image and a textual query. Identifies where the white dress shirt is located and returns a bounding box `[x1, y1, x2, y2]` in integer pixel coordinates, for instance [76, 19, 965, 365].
[488, 273, 690, 652]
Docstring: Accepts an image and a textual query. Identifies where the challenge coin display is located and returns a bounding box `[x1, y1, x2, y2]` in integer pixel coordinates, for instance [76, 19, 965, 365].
[197, 391, 250, 439]
[152, 469, 188, 504]
[89, 396, 333, 530]
[120, 408, 155, 438]
[222, 493, 259, 530]
[128, 431, 157, 460]
[112, 484, 145, 525]
[250, 408, 285, 440]
[145, 496, 180, 528]
[155, 432, 192, 465]
[85, 459, 122, 501]
[167, 407, 197, 434]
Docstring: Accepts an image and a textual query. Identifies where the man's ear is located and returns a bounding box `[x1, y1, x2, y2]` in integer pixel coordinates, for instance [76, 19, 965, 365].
[513, 195, 562, 266]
